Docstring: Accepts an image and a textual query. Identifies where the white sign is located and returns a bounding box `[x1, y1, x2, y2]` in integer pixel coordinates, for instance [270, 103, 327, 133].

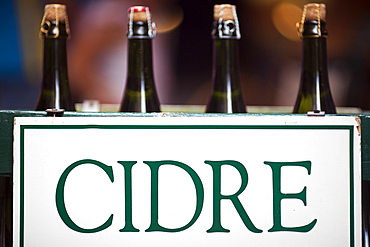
[13, 116, 361, 247]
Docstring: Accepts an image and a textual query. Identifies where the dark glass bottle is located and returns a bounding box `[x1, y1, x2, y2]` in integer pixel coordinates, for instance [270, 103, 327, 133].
[363, 180, 370, 247]
[0, 175, 11, 247]
[205, 4, 246, 113]
[293, 3, 336, 114]
[119, 6, 160, 113]
[35, 4, 75, 111]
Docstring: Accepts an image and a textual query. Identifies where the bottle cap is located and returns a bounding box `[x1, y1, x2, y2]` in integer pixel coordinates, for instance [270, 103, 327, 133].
[40, 4, 70, 38]
[43, 4, 68, 22]
[213, 4, 235, 21]
[128, 6, 151, 22]
[127, 6, 156, 39]
[212, 4, 241, 39]
[304, 3, 326, 22]
[296, 3, 327, 38]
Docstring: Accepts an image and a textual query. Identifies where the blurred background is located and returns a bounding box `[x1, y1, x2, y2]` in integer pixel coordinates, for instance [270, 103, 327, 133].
[1, 0, 370, 111]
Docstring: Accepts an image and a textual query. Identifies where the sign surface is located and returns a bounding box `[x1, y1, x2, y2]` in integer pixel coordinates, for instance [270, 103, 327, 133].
[13, 116, 361, 247]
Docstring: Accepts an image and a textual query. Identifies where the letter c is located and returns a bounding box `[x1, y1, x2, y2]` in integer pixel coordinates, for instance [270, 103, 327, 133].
[55, 159, 114, 233]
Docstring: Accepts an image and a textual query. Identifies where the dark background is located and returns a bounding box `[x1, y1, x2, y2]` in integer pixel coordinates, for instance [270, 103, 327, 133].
[1, 0, 370, 110]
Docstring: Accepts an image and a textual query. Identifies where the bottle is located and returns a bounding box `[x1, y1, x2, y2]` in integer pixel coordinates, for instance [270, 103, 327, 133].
[293, 3, 336, 114]
[363, 180, 370, 247]
[119, 6, 160, 113]
[0, 175, 11, 247]
[35, 4, 75, 111]
[205, 4, 246, 113]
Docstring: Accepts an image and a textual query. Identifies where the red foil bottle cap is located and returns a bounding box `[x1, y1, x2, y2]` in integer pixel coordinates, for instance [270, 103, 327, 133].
[127, 6, 156, 38]
[128, 6, 151, 12]
[128, 6, 151, 22]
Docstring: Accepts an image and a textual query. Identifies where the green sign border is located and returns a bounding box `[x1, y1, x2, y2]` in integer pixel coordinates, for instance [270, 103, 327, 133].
[18, 124, 356, 246]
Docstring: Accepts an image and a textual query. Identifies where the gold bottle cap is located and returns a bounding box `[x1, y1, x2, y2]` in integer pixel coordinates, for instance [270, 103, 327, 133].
[40, 4, 70, 38]
[128, 6, 151, 22]
[212, 4, 241, 39]
[213, 4, 236, 21]
[304, 3, 326, 22]
[297, 3, 327, 38]
[43, 4, 68, 22]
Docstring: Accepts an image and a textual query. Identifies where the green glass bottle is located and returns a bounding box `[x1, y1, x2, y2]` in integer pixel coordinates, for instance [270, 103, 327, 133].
[0, 175, 11, 247]
[35, 4, 75, 111]
[363, 180, 370, 247]
[205, 4, 246, 113]
[293, 3, 336, 114]
[119, 6, 160, 113]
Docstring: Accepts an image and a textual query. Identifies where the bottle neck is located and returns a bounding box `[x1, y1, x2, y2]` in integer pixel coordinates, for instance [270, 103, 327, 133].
[300, 21, 329, 90]
[35, 21, 74, 111]
[42, 37, 68, 78]
[126, 38, 154, 86]
[212, 38, 241, 94]
[205, 37, 246, 113]
[293, 20, 336, 114]
[301, 21, 328, 74]
[41, 20, 69, 89]
[128, 20, 156, 39]
[211, 18, 242, 90]
[126, 20, 155, 86]
[302, 37, 328, 75]
[120, 37, 160, 113]
[300, 20, 327, 38]
[40, 36, 68, 100]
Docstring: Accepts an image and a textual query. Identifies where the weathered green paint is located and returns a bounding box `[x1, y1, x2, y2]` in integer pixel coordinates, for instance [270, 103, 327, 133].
[0, 111, 45, 175]
[360, 114, 370, 181]
[1, 110, 369, 181]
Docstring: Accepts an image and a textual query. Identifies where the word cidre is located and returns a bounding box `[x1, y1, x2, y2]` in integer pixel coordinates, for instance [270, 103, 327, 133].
[56, 159, 317, 234]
